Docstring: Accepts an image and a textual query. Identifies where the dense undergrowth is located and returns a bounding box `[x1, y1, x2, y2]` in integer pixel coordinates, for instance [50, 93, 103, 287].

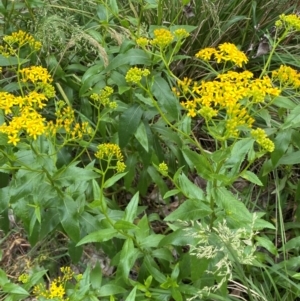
[1, 1, 300, 300]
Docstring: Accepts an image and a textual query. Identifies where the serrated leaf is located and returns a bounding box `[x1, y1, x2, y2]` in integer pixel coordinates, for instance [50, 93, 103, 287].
[278, 150, 300, 165]
[164, 199, 211, 221]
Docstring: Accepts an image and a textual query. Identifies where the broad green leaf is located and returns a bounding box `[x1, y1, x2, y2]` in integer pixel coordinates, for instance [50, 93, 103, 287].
[271, 129, 292, 166]
[3, 283, 29, 295]
[60, 195, 80, 242]
[151, 75, 180, 120]
[114, 220, 139, 230]
[117, 238, 141, 281]
[279, 236, 300, 252]
[103, 172, 127, 188]
[77, 228, 118, 246]
[163, 189, 180, 199]
[119, 104, 143, 148]
[124, 192, 139, 222]
[182, 147, 213, 181]
[144, 255, 166, 283]
[109, 0, 118, 14]
[125, 286, 137, 301]
[213, 187, 253, 228]
[282, 104, 300, 129]
[105, 49, 151, 72]
[147, 166, 169, 199]
[53, 165, 98, 186]
[159, 229, 197, 247]
[278, 150, 300, 165]
[164, 199, 211, 221]
[98, 284, 127, 297]
[0, 55, 28, 66]
[240, 170, 263, 186]
[134, 121, 149, 152]
[0, 268, 9, 286]
[152, 248, 174, 262]
[90, 262, 102, 289]
[139, 234, 164, 248]
[178, 173, 205, 200]
[255, 236, 277, 255]
[273, 96, 296, 109]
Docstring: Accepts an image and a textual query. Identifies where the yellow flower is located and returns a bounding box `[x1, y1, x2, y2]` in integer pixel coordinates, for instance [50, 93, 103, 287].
[125, 67, 150, 84]
[195, 47, 216, 61]
[3, 30, 41, 51]
[251, 128, 275, 152]
[19, 66, 53, 84]
[136, 37, 149, 47]
[95, 143, 124, 161]
[173, 28, 189, 39]
[272, 65, 300, 89]
[151, 28, 174, 48]
[158, 162, 168, 176]
[276, 14, 300, 31]
[116, 160, 126, 173]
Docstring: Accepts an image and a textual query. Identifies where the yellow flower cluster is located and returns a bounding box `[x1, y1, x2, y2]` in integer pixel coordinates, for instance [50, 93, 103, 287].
[151, 28, 174, 48]
[158, 162, 168, 176]
[19, 66, 53, 84]
[3, 30, 41, 51]
[125, 67, 150, 84]
[47, 104, 92, 139]
[33, 266, 74, 301]
[195, 43, 248, 67]
[95, 143, 126, 172]
[136, 37, 149, 47]
[251, 128, 275, 152]
[179, 70, 280, 138]
[136, 28, 189, 50]
[275, 14, 300, 31]
[272, 65, 300, 89]
[90, 86, 117, 108]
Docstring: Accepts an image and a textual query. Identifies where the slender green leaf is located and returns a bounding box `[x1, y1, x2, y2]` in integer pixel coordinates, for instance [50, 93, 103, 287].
[77, 228, 118, 246]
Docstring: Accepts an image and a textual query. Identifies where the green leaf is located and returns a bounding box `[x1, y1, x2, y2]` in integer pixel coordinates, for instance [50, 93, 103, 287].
[144, 255, 166, 283]
[273, 96, 296, 109]
[255, 236, 277, 255]
[60, 195, 80, 242]
[3, 283, 29, 295]
[103, 172, 127, 188]
[164, 199, 211, 221]
[105, 49, 151, 72]
[279, 236, 300, 252]
[98, 284, 127, 297]
[0, 55, 28, 66]
[124, 192, 139, 222]
[119, 104, 143, 148]
[282, 104, 300, 129]
[182, 147, 213, 181]
[151, 75, 180, 120]
[134, 121, 149, 152]
[159, 229, 197, 246]
[178, 173, 205, 200]
[109, 0, 118, 14]
[139, 234, 164, 248]
[240, 170, 263, 186]
[117, 238, 141, 282]
[278, 150, 300, 165]
[77, 228, 118, 246]
[163, 189, 180, 199]
[114, 220, 139, 230]
[213, 187, 253, 228]
[90, 262, 102, 289]
[125, 286, 137, 301]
